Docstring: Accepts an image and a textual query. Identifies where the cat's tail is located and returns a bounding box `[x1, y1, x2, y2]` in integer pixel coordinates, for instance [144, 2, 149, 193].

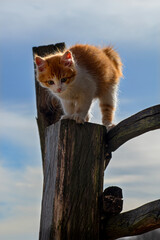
[102, 47, 123, 77]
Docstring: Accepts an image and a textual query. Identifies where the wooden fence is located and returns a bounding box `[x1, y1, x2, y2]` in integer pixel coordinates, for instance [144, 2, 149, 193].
[33, 43, 160, 240]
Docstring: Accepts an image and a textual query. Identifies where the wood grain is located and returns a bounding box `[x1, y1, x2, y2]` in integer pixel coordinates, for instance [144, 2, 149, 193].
[103, 199, 160, 240]
[39, 119, 107, 240]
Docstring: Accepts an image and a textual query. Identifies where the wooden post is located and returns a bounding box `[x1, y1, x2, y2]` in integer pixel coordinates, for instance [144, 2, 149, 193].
[39, 119, 107, 240]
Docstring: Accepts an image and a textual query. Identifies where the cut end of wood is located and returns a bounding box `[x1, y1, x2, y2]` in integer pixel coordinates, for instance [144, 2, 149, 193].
[102, 186, 123, 216]
[33, 42, 66, 57]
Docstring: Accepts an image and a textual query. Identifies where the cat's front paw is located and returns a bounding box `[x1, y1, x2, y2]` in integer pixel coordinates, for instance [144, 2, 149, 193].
[61, 114, 85, 124]
[61, 115, 72, 120]
[71, 114, 85, 124]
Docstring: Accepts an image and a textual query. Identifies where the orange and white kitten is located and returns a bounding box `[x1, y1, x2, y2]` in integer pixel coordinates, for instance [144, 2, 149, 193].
[35, 44, 122, 129]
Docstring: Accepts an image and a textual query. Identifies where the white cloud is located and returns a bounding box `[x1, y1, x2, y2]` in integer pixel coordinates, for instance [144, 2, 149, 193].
[0, 163, 43, 240]
[1, 0, 160, 47]
[0, 103, 43, 239]
[0, 104, 40, 150]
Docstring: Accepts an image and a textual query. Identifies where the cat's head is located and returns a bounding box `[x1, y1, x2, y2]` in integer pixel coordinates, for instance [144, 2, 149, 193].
[35, 51, 76, 95]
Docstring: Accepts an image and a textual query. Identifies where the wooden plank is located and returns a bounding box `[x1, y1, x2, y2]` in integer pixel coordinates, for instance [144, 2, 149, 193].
[32, 43, 66, 169]
[39, 119, 107, 240]
[103, 199, 160, 240]
[107, 104, 160, 152]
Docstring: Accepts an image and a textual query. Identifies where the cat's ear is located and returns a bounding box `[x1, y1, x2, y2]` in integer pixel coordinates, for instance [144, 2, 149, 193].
[35, 56, 47, 72]
[61, 51, 73, 67]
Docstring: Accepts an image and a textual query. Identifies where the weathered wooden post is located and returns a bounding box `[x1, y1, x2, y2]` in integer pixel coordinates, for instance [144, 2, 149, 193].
[39, 120, 106, 239]
[33, 43, 160, 240]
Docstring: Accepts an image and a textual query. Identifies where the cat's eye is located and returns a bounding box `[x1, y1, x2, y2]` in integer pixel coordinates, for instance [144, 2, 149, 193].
[61, 78, 68, 83]
[47, 80, 54, 85]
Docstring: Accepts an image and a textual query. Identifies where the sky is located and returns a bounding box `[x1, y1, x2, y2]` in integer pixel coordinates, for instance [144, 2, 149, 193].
[0, 0, 160, 239]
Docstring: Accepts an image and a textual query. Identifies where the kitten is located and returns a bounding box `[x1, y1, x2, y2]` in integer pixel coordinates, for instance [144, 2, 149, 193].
[35, 44, 122, 129]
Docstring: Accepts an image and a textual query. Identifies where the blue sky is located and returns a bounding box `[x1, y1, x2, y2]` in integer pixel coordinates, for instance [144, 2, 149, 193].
[1, 0, 160, 239]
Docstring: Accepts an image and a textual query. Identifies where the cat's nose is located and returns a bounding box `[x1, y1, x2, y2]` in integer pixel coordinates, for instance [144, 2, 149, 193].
[57, 88, 62, 93]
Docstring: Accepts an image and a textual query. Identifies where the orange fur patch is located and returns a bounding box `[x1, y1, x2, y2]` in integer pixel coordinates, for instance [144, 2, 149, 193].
[69, 44, 122, 97]
[99, 103, 115, 124]
[35, 44, 122, 126]
[37, 54, 76, 86]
